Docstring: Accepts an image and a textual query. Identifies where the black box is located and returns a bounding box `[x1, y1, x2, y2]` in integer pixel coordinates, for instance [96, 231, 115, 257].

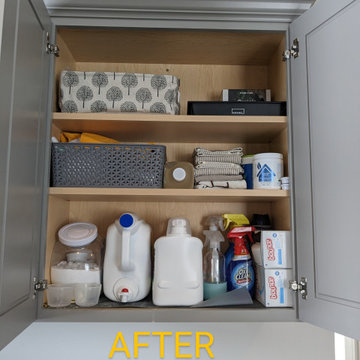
[187, 101, 286, 116]
[222, 89, 271, 102]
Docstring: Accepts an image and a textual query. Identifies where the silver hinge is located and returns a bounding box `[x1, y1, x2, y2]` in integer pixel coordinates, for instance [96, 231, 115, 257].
[46, 32, 60, 57]
[34, 279, 48, 292]
[282, 38, 299, 61]
[289, 277, 307, 299]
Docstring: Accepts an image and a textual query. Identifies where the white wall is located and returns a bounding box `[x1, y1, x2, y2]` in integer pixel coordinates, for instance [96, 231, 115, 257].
[0, 321, 335, 360]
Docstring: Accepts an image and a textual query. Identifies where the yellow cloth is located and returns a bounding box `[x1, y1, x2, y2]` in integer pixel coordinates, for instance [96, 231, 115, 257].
[60, 132, 119, 144]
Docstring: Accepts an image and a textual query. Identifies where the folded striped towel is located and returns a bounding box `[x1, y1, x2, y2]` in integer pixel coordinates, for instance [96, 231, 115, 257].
[195, 174, 244, 183]
[194, 147, 243, 165]
[195, 180, 247, 189]
[194, 162, 244, 177]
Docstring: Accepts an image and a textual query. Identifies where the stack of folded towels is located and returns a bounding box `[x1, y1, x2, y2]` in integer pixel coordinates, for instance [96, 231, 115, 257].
[193, 147, 247, 189]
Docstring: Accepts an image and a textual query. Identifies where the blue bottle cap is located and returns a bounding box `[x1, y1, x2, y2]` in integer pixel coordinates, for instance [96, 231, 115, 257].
[119, 214, 134, 228]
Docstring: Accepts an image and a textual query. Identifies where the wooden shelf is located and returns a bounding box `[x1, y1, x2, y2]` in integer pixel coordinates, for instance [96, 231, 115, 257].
[40, 298, 296, 322]
[49, 187, 289, 202]
[53, 113, 287, 143]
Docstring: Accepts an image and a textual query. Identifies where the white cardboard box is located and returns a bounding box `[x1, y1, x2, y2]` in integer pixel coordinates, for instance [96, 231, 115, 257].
[252, 231, 292, 268]
[255, 265, 293, 307]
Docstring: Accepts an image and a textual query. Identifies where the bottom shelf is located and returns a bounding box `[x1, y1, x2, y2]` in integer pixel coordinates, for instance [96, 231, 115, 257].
[39, 297, 297, 323]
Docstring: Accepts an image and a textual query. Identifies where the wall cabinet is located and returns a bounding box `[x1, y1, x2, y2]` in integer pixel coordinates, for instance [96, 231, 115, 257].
[0, 0, 359, 349]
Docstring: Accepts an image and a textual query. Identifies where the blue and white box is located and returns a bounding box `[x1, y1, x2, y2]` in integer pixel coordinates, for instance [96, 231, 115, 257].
[255, 265, 293, 307]
[252, 231, 292, 269]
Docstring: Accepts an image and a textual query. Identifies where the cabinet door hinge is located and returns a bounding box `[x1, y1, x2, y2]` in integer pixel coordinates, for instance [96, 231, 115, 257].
[282, 38, 299, 61]
[46, 32, 60, 57]
[289, 277, 307, 299]
[34, 278, 48, 293]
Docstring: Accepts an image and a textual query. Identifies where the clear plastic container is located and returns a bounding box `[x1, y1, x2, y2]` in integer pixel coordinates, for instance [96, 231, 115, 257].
[47, 284, 74, 307]
[50, 223, 103, 286]
[74, 283, 102, 307]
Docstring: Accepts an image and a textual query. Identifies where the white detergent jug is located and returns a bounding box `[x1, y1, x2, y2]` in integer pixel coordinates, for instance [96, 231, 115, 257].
[153, 218, 203, 306]
[103, 213, 151, 303]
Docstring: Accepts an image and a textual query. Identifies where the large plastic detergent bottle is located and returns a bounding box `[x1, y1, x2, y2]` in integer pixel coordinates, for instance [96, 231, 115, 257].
[103, 213, 151, 303]
[203, 216, 227, 300]
[153, 218, 203, 306]
[227, 226, 256, 296]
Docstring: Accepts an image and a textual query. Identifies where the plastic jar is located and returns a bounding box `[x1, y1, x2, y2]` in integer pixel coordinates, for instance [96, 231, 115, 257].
[242, 155, 254, 189]
[253, 153, 283, 189]
[50, 222, 103, 286]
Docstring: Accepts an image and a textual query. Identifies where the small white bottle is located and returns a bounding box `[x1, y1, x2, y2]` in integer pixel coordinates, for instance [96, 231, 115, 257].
[153, 218, 203, 306]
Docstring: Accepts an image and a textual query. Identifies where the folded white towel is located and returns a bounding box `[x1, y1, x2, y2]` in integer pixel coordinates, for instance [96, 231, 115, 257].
[195, 180, 247, 189]
[195, 174, 244, 182]
[194, 162, 244, 177]
[194, 147, 243, 165]
[194, 147, 243, 156]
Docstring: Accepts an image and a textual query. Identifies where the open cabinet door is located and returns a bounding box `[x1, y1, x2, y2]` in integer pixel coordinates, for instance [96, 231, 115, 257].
[291, 0, 360, 340]
[0, 0, 53, 349]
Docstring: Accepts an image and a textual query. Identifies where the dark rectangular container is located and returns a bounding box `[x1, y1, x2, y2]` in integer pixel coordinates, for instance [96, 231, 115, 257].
[187, 101, 286, 116]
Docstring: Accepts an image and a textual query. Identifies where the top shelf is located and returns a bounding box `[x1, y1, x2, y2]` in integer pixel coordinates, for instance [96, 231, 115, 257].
[52, 113, 287, 143]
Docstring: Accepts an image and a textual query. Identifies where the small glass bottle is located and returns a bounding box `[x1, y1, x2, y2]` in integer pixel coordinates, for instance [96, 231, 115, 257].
[203, 217, 227, 300]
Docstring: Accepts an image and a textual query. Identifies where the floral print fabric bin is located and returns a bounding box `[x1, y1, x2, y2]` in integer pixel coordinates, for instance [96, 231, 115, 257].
[59, 71, 180, 115]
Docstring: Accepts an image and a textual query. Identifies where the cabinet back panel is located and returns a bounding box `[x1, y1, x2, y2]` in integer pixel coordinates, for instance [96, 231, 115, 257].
[269, 128, 289, 176]
[109, 142, 270, 163]
[58, 28, 284, 66]
[68, 201, 272, 242]
[164, 142, 270, 162]
[74, 62, 268, 115]
[268, 37, 287, 102]
[271, 199, 291, 230]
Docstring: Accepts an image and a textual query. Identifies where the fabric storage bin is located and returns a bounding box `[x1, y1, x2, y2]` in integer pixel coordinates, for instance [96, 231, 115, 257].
[51, 143, 166, 188]
[59, 71, 180, 115]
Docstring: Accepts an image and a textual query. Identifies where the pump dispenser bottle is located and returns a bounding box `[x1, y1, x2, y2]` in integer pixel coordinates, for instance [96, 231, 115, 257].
[203, 216, 227, 300]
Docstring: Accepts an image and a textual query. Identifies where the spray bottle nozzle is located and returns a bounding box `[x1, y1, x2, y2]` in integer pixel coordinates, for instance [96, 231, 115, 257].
[203, 216, 225, 249]
[205, 216, 224, 231]
[222, 214, 250, 230]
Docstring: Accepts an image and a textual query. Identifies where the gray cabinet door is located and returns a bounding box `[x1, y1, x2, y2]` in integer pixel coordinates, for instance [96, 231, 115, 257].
[0, 0, 52, 349]
[291, 0, 360, 340]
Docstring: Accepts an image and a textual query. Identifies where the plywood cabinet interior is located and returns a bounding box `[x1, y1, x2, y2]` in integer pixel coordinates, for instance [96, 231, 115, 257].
[44, 27, 291, 319]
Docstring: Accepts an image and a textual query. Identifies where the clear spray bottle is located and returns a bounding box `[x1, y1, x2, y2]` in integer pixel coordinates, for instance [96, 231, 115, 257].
[203, 216, 227, 300]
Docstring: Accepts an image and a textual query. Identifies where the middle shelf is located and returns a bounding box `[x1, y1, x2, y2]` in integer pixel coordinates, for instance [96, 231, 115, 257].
[52, 113, 287, 143]
[49, 188, 289, 202]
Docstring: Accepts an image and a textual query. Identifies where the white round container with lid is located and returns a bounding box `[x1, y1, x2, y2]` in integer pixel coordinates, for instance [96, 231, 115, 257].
[50, 222, 103, 286]
[253, 153, 283, 189]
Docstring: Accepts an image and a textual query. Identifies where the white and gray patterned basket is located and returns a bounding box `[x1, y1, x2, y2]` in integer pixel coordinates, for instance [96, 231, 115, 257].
[59, 71, 180, 115]
[51, 143, 166, 188]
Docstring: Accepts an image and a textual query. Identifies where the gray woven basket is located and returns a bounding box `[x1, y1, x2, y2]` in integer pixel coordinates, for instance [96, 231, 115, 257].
[51, 143, 166, 188]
